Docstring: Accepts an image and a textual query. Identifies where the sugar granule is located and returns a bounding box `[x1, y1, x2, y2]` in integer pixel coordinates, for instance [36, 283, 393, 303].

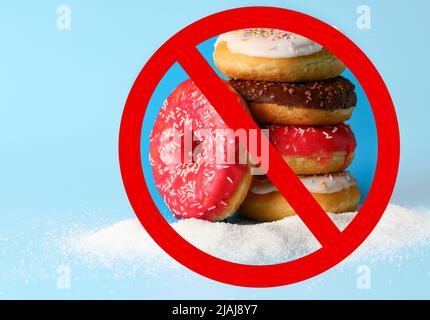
[66, 204, 430, 266]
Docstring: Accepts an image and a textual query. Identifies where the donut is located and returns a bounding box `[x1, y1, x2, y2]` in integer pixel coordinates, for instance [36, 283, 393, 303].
[213, 29, 345, 82]
[150, 79, 252, 222]
[239, 172, 361, 222]
[229, 76, 356, 125]
[264, 124, 356, 175]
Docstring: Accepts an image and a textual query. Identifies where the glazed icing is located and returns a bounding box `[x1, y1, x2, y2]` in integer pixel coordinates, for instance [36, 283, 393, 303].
[265, 124, 356, 163]
[251, 172, 357, 195]
[215, 28, 322, 58]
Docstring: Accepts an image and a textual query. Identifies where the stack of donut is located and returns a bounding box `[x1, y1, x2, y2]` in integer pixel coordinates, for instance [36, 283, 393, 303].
[150, 28, 361, 223]
[213, 28, 361, 222]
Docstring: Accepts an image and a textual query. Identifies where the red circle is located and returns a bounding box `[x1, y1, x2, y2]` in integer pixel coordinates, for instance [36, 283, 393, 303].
[119, 7, 400, 287]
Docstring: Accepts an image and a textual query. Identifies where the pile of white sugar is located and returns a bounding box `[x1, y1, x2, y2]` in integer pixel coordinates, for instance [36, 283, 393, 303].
[66, 204, 430, 266]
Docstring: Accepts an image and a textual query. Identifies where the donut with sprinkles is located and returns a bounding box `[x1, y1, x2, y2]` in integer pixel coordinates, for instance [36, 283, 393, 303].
[263, 124, 356, 175]
[150, 79, 252, 221]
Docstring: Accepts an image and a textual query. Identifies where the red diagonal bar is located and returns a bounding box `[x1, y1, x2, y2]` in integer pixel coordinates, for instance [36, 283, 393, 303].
[177, 46, 342, 247]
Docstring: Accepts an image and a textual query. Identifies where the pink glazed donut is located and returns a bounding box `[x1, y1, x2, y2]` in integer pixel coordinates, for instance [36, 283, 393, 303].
[150, 79, 252, 221]
[264, 124, 357, 175]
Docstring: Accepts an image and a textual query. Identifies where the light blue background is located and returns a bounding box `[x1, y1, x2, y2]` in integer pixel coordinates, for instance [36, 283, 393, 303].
[0, 0, 429, 299]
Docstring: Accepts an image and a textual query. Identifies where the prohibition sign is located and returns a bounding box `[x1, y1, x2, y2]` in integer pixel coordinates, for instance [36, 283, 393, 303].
[119, 7, 400, 287]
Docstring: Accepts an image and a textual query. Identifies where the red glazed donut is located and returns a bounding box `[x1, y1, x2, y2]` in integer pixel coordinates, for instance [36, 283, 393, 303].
[150, 79, 252, 221]
[265, 124, 356, 175]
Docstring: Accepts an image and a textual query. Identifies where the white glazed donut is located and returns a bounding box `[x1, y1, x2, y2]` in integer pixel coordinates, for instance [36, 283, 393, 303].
[214, 29, 346, 82]
[239, 172, 361, 222]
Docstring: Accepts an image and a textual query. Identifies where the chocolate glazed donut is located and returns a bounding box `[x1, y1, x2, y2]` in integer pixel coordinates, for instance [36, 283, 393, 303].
[230, 76, 357, 125]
